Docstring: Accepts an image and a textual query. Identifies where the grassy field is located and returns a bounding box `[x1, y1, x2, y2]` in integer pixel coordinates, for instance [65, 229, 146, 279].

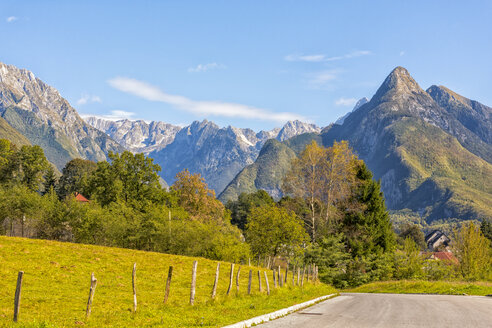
[347, 280, 492, 296]
[0, 236, 336, 327]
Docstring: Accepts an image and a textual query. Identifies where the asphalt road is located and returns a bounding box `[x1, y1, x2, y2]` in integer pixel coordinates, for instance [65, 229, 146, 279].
[259, 293, 492, 328]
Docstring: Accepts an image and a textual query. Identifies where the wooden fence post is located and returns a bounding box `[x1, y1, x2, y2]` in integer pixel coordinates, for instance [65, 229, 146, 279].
[211, 262, 220, 299]
[279, 273, 283, 287]
[247, 270, 252, 295]
[13, 271, 23, 322]
[277, 266, 281, 286]
[226, 263, 234, 295]
[236, 266, 241, 294]
[190, 261, 198, 305]
[284, 264, 288, 284]
[164, 266, 173, 304]
[257, 271, 262, 292]
[264, 271, 270, 295]
[132, 263, 137, 313]
[301, 266, 305, 287]
[86, 272, 97, 318]
[273, 269, 277, 288]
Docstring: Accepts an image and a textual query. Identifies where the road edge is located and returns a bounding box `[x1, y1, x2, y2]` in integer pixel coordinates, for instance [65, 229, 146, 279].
[222, 293, 338, 328]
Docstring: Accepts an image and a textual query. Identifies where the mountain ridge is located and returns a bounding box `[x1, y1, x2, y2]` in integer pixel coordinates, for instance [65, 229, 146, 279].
[0, 62, 123, 169]
[220, 66, 492, 222]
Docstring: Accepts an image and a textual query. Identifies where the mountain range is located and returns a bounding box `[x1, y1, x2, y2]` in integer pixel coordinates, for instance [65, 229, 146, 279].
[85, 116, 321, 193]
[0, 61, 490, 222]
[220, 67, 492, 222]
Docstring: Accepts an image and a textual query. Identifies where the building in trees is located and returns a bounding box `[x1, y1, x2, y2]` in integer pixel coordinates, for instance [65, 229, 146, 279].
[425, 230, 450, 251]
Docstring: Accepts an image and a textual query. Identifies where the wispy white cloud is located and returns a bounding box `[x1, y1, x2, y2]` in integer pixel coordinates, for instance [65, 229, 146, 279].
[188, 62, 226, 73]
[335, 97, 357, 106]
[81, 110, 136, 121]
[400, 51, 405, 56]
[306, 70, 338, 88]
[77, 94, 102, 105]
[285, 50, 371, 62]
[284, 54, 326, 62]
[6, 16, 18, 23]
[108, 77, 305, 123]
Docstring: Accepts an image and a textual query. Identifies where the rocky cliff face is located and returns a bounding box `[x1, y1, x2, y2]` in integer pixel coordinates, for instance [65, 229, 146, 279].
[0, 62, 123, 168]
[84, 117, 182, 154]
[86, 115, 321, 193]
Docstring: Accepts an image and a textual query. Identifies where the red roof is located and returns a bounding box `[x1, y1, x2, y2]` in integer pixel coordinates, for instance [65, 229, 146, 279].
[74, 192, 89, 203]
[431, 252, 458, 264]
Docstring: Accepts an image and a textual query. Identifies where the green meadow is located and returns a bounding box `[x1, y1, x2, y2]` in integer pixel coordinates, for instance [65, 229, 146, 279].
[0, 236, 336, 327]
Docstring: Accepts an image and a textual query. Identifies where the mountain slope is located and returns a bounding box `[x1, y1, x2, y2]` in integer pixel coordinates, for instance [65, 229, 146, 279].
[427, 85, 492, 148]
[221, 67, 492, 222]
[0, 116, 30, 147]
[219, 133, 323, 202]
[335, 97, 369, 125]
[0, 62, 123, 169]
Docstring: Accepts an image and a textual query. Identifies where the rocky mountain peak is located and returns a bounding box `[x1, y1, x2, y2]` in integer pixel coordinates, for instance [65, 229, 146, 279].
[0, 62, 123, 168]
[276, 120, 321, 141]
[373, 66, 425, 103]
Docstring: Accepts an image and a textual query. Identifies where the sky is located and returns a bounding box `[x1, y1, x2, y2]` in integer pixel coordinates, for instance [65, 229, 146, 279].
[1, 0, 491, 131]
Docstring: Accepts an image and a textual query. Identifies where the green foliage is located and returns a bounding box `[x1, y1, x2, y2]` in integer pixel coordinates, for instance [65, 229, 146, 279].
[57, 158, 96, 199]
[480, 219, 492, 243]
[87, 151, 163, 207]
[245, 204, 308, 259]
[0, 139, 51, 191]
[452, 222, 492, 280]
[226, 190, 275, 231]
[43, 166, 58, 194]
[304, 234, 351, 287]
[394, 238, 424, 280]
[398, 223, 426, 250]
[0, 184, 44, 236]
[341, 161, 396, 258]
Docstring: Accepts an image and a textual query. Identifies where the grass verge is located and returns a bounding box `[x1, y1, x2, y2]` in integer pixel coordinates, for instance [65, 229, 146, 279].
[347, 280, 492, 296]
[0, 236, 336, 327]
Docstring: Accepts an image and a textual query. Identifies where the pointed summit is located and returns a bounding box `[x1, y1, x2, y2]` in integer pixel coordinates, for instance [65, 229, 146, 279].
[372, 66, 425, 104]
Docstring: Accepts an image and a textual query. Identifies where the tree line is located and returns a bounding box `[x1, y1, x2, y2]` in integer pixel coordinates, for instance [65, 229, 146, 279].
[1, 138, 491, 287]
[226, 141, 492, 287]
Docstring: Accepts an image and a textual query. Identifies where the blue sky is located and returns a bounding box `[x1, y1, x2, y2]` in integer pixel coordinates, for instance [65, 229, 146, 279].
[1, 1, 491, 131]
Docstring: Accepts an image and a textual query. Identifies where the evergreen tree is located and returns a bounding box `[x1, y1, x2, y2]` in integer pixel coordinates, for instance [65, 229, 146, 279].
[43, 166, 58, 194]
[341, 161, 395, 258]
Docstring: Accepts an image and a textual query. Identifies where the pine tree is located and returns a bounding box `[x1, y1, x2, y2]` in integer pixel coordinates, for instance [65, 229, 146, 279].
[43, 166, 57, 194]
[341, 161, 395, 258]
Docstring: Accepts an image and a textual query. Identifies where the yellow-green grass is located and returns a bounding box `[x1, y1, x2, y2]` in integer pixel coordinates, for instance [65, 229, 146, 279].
[0, 237, 336, 327]
[347, 280, 492, 296]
